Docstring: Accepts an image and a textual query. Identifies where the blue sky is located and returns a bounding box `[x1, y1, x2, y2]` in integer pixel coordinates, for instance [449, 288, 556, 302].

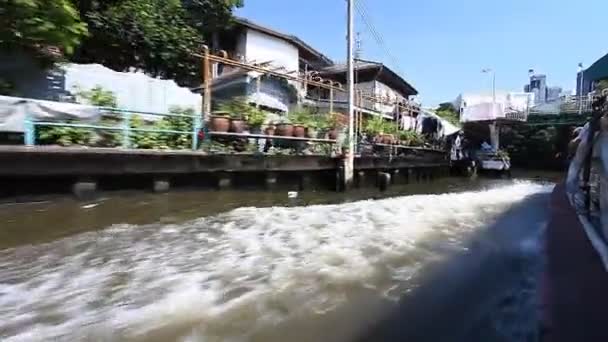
[236, 0, 608, 106]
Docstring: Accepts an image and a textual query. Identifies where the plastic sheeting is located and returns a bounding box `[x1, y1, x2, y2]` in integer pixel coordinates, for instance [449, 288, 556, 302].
[460, 102, 504, 122]
[0, 95, 100, 133]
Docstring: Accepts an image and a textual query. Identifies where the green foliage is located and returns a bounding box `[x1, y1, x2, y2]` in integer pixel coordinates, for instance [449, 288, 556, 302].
[309, 113, 329, 130]
[37, 85, 118, 146]
[327, 112, 346, 129]
[181, 0, 244, 37]
[36, 85, 198, 150]
[399, 130, 424, 146]
[364, 116, 386, 135]
[131, 106, 196, 150]
[3, 0, 242, 84]
[597, 79, 608, 92]
[246, 107, 267, 128]
[438, 102, 457, 112]
[288, 108, 314, 125]
[217, 98, 250, 119]
[71, 0, 243, 86]
[434, 102, 460, 126]
[37, 122, 93, 146]
[74, 85, 117, 107]
[0, 0, 88, 63]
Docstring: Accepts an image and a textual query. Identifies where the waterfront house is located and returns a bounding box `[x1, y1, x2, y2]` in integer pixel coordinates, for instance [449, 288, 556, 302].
[203, 18, 419, 123]
[307, 59, 418, 121]
[203, 17, 333, 113]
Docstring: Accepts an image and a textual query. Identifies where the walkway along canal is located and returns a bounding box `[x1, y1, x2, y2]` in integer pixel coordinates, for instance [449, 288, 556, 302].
[0, 174, 558, 341]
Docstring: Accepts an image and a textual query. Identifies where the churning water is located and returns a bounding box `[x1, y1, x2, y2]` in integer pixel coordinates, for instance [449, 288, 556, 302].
[0, 181, 553, 342]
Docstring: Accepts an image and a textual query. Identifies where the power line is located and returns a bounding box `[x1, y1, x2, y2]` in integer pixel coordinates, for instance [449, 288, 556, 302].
[354, 0, 403, 74]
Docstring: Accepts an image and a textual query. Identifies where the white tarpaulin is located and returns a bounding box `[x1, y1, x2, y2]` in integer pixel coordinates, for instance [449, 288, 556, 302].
[0, 95, 100, 133]
[460, 102, 504, 123]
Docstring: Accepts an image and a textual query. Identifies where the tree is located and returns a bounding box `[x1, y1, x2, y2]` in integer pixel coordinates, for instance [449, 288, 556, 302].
[435, 102, 460, 126]
[71, 0, 243, 86]
[437, 102, 457, 113]
[0, 0, 88, 64]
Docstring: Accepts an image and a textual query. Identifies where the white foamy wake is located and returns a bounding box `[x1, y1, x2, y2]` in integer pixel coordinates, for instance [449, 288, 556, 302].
[0, 182, 551, 342]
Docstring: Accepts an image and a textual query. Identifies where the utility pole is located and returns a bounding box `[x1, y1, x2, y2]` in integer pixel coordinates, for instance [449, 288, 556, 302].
[344, 0, 355, 190]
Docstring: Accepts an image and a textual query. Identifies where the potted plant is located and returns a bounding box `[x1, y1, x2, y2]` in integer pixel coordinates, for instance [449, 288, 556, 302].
[265, 124, 276, 136]
[382, 122, 398, 144]
[246, 107, 267, 134]
[364, 116, 385, 143]
[288, 109, 312, 138]
[275, 117, 294, 137]
[307, 114, 326, 138]
[209, 110, 230, 132]
[326, 112, 346, 140]
[218, 98, 249, 133]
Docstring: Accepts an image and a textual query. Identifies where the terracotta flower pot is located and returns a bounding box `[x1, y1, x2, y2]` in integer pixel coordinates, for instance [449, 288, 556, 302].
[327, 128, 339, 140]
[265, 125, 276, 136]
[209, 115, 230, 132]
[293, 125, 306, 138]
[276, 123, 294, 137]
[382, 134, 395, 144]
[230, 119, 246, 133]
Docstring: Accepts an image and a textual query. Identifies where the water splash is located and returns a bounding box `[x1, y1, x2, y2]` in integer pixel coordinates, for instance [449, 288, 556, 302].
[0, 181, 552, 342]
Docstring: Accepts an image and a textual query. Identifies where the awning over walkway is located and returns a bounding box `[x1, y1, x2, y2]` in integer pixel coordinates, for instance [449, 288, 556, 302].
[586, 52, 608, 82]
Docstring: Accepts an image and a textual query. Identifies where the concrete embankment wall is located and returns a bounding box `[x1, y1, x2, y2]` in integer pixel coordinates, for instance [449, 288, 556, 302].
[0, 147, 449, 200]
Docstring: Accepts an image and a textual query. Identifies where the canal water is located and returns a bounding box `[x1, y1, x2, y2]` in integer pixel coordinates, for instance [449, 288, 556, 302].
[0, 172, 559, 341]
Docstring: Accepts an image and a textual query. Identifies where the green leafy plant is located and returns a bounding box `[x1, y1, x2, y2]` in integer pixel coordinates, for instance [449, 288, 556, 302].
[74, 85, 117, 107]
[37, 85, 119, 146]
[288, 108, 314, 125]
[218, 98, 250, 120]
[37, 122, 93, 146]
[2, 0, 88, 66]
[327, 112, 346, 129]
[364, 116, 385, 135]
[245, 107, 267, 128]
[399, 130, 424, 146]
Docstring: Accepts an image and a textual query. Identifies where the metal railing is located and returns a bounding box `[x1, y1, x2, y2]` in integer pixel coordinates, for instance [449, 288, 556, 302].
[22, 105, 339, 153]
[528, 95, 594, 115]
[24, 107, 203, 150]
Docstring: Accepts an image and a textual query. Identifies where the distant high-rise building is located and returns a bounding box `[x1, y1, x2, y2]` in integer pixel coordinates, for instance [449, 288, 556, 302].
[547, 86, 563, 102]
[523, 72, 562, 104]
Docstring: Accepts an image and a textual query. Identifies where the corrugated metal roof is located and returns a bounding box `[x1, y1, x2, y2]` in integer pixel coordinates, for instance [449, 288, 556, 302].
[319, 59, 418, 97]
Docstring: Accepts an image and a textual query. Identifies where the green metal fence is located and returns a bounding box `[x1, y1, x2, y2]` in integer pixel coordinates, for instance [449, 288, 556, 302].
[24, 107, 202, 150]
